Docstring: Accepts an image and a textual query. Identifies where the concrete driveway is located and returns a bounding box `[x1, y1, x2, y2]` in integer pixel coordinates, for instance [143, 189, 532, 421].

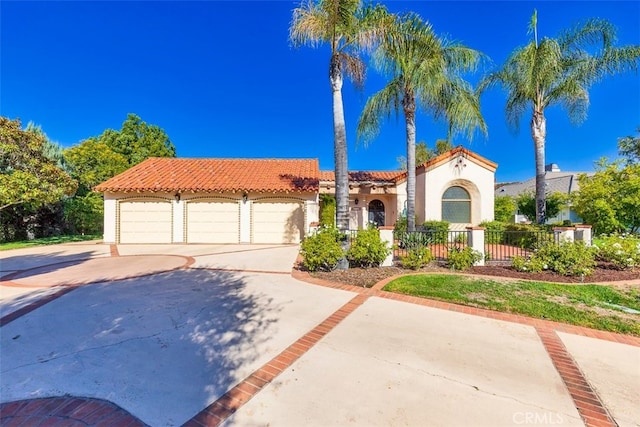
[1, 242, 638, 427]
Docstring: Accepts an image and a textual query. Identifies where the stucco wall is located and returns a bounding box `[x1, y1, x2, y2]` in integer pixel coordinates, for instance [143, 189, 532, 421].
[419, 157, 495, 228]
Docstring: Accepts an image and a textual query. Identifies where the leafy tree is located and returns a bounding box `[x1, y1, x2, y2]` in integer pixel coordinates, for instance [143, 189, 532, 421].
[494, 195, 516, 223]
[102, 113, 176, 166]
[358, 12, 486, 231]
[397, 139, 452, 170]
[0, 117, 77, 212]
[319, 193, 336, 227]
[573, 159, 640, 234]
[290, 0, 392, 232]
[64, 138, 129, 190]
[516, 191, 567, 223]
[64, 192, 104, 235]
[63, 113, 176, 234]
[618, 127, 640, 164]
[481, 10, 640, 224]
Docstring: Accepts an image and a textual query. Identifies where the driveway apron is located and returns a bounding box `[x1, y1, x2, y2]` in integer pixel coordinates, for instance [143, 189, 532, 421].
[1, 243, 638, 427]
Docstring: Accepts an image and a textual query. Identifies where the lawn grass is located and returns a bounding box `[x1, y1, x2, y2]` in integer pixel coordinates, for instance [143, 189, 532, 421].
[384, 274, 640, 336]
[0, 235, 101, 251]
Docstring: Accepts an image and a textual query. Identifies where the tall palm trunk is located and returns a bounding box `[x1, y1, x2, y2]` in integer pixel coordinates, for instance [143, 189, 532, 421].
[330, 56, 350, 233]
[531, 110, 547, 224]
[404, 91, 417, 232]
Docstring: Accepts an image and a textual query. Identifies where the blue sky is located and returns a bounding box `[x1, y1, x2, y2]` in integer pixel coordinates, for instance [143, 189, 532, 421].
[2, 1, 638, 183]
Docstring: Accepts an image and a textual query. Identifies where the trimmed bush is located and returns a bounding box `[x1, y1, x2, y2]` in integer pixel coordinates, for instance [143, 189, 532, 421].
[512, 240, 596, 276]
[447, 247, 482, 271]
[503, 223, 551, 249]
[347, 226, 391, 268]
[594, 234, 640, 270]
[300, 227, 344, 272]
[421, 220, 449, 244]
[479, 220, 506, 244]
[400, 247, 434, 270]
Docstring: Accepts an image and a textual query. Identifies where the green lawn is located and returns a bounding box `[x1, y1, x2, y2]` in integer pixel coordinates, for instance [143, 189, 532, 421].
[0, 235, 101, 251]
[384, 274, 640, 336]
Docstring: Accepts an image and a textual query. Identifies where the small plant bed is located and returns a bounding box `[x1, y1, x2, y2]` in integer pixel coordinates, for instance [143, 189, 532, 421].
[306, 263, 639, 289]
[384, 274, 640, 336]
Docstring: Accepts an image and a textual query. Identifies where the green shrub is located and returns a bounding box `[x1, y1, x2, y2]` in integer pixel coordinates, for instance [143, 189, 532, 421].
[503, 223, 551, 249]
[512, 240, 596, 276]
[479, 220, 506, 244]
[421, 220, 449, 244]
[319, 194, 336, 227]
[300, 227, 344, 272]
[594, 234, 640, 270]
[347, 226, 391, 268]
[400, 247, 434, 270]
[397, 231, 434, 250]
[447, 247, 482, 271]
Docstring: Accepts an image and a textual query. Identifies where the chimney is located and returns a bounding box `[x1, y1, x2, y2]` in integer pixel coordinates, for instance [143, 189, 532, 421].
[545, 163, 560, 172]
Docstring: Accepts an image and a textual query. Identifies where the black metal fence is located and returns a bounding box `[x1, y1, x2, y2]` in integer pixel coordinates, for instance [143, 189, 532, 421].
[394, 230, 469, 261]
[484, 230, 554, 263]
[393, 229, 556, 263]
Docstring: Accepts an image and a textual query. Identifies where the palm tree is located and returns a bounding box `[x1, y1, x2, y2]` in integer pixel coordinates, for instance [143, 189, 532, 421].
[289, 0, 392, 232]
[481, 10, 640, 224]
[358, 12, 486, 232]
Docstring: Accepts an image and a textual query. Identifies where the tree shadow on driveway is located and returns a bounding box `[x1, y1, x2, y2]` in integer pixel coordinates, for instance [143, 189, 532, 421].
[0, 268, 284, 426]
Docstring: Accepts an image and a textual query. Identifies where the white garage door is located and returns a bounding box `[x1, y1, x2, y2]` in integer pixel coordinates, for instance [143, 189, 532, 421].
[119, 201, 172, 244]
[252, 201, 304, 244]
[186, 200, 240, 243]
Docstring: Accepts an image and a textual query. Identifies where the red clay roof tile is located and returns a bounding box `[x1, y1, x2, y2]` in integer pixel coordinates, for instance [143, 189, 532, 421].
[94, 158, 320, 193]
[320, 170, 405, 183]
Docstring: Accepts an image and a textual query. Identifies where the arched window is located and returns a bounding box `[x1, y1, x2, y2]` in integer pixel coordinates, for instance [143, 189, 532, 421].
[368, 200, 385, 227]
[442, 186, 471, 223]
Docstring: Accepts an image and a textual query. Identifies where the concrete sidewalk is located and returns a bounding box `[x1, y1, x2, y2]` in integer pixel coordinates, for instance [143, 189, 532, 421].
[1, 243, 638, 427]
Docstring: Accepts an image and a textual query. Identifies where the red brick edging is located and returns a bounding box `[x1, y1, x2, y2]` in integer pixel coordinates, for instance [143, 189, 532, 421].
[536, 327, 617, 427]
[0, 396, 147, 426]
[183, 293, 370, 426]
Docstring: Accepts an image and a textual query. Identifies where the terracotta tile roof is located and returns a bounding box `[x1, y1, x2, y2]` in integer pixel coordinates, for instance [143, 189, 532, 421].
[320, 170, 406, 183]
[94, 158, 320, 193]
[418, 146, 497, 172]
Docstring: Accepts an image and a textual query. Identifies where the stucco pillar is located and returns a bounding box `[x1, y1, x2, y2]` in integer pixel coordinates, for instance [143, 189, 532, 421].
[553, 227, 575, 243]
[379, 226, 395, 267]
[240, 198, 251, 243]
[103, 195, 117, 244]
[466, 226, 485, 266]
[172, 198, 184, 243]
[574, 224, 592, 246]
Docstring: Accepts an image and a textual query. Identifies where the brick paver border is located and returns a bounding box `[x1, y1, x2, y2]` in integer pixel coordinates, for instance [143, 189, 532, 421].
[183, 294, 370, 426]
[0, 396, 147, 426]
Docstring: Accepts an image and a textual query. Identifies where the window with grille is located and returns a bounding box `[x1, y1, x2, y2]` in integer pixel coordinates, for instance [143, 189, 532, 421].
[442, 186, 471, 223]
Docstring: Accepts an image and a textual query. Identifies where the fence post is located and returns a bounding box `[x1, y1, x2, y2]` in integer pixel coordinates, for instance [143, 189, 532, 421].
[466, 226, 485, 266]
[379, 226, 395, 267]
[574, 224, 592, 246]
[553, 227, 575, 243]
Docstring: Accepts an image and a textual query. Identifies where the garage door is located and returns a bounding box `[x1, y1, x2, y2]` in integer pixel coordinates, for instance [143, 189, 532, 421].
[119, 201, 172, 243]
[252, 201, 304, 244]
[186, 200, 240, 243]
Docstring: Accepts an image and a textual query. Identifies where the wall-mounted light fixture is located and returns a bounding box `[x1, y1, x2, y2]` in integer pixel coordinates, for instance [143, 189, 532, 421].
[175, 193, 181, 202]
[354, 198, 359, 205]
[242, 193, 248, 203]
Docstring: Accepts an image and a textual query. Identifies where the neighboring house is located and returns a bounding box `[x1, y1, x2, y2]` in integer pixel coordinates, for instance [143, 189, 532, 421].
[495, 163, 593, 224]
[95, 147, 497, 244]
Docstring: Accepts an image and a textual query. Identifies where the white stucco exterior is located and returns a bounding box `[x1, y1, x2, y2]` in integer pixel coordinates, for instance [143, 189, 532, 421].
[417, 151, 495, 229]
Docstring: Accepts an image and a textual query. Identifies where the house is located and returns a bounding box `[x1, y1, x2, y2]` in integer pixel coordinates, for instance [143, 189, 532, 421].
[95, 147, 497, 244]
[495, 163, 592, 224]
